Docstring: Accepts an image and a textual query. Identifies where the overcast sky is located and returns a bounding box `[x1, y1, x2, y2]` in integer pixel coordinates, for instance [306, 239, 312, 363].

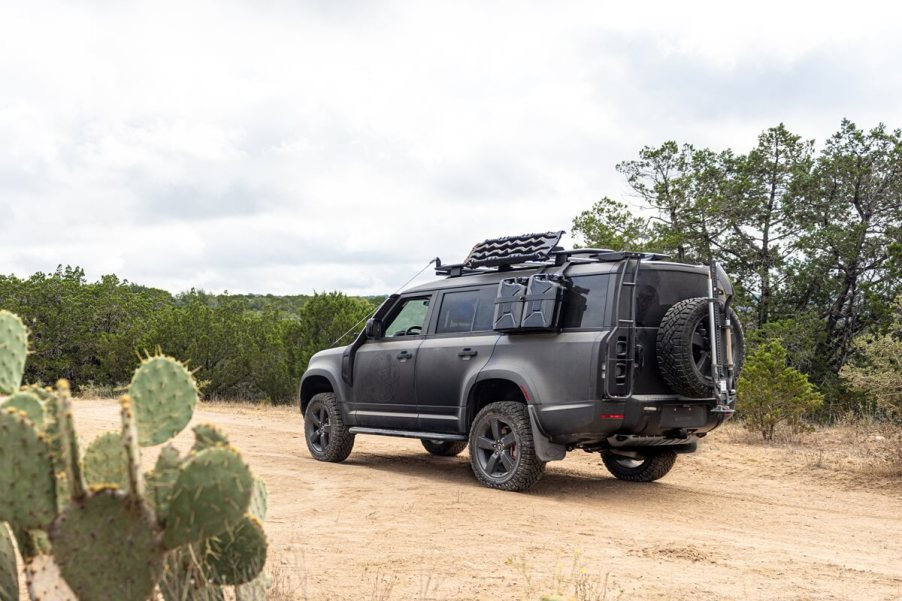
[1, 1, 901, 295]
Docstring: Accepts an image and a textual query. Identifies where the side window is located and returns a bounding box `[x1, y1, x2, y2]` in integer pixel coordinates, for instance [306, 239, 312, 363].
[437, 287, 497, 334]
[561, 274, 610, 329]
[384, 297, 430, 337]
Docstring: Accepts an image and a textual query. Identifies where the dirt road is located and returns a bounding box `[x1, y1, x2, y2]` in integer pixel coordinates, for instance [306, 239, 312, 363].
[64, 400, 902, 600]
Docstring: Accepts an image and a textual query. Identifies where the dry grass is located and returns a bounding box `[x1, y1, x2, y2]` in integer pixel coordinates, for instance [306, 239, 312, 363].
[506, 553, 623, 601]
[720, 418, 902, 480]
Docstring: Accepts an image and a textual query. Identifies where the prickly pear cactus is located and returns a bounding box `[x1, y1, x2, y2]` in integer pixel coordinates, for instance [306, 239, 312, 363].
[204, 515, 267, 586]
[0, 409, 57, 530]
[1, 391, 45, 428]
[192, 423, 229, 452]
[0, 310, 27, 395]
[0, 523, 17, 601]
[129, 356, 198, 447]
[145, 444, 181, 520]
[50, 489, 163, 601]
[163, 447, 254, 549]
[82, 432, 128, 489]
[0, 311, 268, 601]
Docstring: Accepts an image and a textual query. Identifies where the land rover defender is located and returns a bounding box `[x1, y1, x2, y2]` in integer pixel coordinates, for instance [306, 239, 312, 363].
[299, 232, 744, 491]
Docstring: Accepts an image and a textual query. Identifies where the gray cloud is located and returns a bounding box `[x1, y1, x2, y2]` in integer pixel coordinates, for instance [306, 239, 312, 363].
[1, 1, 901, 294]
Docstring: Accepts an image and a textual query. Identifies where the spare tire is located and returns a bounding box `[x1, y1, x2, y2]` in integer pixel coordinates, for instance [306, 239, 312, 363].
[656, 298, 745, 398]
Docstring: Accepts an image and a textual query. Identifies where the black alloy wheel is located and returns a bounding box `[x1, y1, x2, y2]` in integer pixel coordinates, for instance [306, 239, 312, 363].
[303, 392, 355, 462]
[468, 401, 545, 491]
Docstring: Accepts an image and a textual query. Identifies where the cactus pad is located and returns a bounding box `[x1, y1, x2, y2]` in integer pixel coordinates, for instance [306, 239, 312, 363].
[83, 432, 128, 489]
[1, 391, 45, 428]
[0, 310, 27, 395]
[25, 554, 77, 601]
[119, 396, 144, 498]
[192, 423, 229, 451]
[50, 488, 163, 601]
[205, 514, 267, 586]
[163, 447, 253, 549]
[249, 478, 268, 522]
[54, 386, 86, 501]
[145, 444, 181, 521]
[128, 356, 198, 447]
[0, 409, 57, 530]
[22, 384, 55, 404]
[0, 522, 18, 601]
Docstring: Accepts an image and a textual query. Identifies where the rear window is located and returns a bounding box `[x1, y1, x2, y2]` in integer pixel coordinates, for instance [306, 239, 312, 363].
[561, 274, 610, 329]
[436, 287, 497, 333]
[636, 269, 708, 327]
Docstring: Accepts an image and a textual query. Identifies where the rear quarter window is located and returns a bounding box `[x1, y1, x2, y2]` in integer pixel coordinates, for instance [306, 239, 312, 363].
[561, 274, 611, 329]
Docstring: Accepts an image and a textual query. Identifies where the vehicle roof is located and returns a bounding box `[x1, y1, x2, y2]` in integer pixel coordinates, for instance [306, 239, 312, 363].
[403, 260, 709, 294]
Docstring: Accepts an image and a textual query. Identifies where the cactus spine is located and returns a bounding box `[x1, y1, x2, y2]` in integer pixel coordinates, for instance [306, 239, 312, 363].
[0, 311, 268, 601]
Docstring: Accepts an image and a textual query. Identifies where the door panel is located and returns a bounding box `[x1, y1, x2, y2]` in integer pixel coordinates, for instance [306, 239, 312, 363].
[415, 333, 498, 433]
[351, 340, 421, 429]
[415, 286, 499, 433]
[349, 294, 432, 430]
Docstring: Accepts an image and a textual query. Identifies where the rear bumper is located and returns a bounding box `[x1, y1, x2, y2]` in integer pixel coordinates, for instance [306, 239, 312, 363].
[532, 396, 731, 447]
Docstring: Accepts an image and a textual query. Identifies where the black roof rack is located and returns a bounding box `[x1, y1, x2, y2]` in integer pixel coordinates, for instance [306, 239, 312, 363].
[434, 232, 669, 278]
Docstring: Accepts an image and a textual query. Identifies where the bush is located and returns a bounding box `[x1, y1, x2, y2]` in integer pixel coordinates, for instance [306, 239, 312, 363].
[841, 300, 902, 420]
[737, 340, 824, 440]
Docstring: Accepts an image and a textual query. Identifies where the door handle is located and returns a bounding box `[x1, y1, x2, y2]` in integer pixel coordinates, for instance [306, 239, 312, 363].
[457, 348, 478, 358]
[397, 350, 413, 361]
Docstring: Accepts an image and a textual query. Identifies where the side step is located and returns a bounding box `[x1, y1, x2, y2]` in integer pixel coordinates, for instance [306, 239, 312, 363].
[348, 427, 467, 441]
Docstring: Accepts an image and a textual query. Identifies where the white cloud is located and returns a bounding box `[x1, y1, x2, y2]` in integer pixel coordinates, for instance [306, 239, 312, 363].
[1, 0, 901, 294]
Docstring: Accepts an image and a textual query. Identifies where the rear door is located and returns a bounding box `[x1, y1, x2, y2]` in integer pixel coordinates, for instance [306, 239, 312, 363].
[351, 294, 433, 429]
[415, 286, 499, 433]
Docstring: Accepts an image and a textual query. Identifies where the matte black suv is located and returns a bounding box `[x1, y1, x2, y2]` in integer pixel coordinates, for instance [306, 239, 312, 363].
[299, 232, 744, 491]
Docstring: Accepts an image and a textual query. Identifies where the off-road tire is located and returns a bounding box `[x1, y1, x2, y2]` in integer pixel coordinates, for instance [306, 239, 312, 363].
[421, 439, 468, 457]
[468, 402, 545, 491]
[601, 450, 677, 482]
[657, 298, 745, 398]
[303, 392, 355, 462]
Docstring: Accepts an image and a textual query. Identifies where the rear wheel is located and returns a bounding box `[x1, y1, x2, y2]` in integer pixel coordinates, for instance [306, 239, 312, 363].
[421, 439, 468, 457]
[601, 450, 677, 482]
[468, 402, 545, 491]
[303, 392, 355, 462]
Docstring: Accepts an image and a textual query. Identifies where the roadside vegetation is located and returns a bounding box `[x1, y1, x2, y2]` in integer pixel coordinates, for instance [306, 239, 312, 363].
[0, 268, 377, 403]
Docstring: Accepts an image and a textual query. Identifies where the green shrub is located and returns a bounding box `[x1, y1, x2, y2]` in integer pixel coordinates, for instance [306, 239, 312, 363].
[841, 300, 902, 419]
[737, 340, 824, 440]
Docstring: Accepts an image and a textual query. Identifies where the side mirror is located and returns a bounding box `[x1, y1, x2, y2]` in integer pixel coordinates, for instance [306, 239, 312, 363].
[364, 318, 382, 339]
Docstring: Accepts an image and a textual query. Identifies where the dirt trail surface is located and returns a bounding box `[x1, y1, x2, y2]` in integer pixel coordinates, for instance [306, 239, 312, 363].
[61, 400, 902, 600]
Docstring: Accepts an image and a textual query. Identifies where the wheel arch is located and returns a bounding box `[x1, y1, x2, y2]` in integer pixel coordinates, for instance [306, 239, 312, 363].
[464, 376, 529, 429]
[299, 371, 338, 414]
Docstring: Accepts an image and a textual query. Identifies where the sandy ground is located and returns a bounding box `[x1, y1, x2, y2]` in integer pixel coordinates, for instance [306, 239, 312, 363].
[22, 399, 902, 601]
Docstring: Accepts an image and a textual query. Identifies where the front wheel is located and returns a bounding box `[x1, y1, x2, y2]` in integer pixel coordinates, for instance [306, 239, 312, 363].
[601, 450, 677, 482]
[304, 392, 355, 462]
[421, 439, 468, 457]
[468, 402, 545, 491]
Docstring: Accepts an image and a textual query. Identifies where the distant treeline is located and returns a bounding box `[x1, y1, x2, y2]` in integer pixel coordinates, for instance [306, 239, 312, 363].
[0, 266, 378, 403]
